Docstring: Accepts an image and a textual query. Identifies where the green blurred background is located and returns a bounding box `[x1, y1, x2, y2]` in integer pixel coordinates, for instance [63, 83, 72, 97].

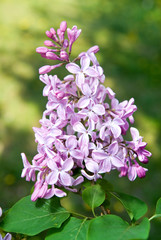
[0, 0, 161, 238]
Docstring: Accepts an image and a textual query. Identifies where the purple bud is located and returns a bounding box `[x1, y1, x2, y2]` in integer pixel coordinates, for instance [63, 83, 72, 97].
[50, 28, 58, 42]
[60, 21, 67, 32]
[63, 39, 69, 48]
[46, 52, 60, 60]
[136, 165, 147, 178]
[39, 63, 63, 74]
[39, 65, 52, 74]
[46, 30, 53, 38]
[57, 28, 64, 42]
[44, 40, 56, 47]
[60, 50, 69, 61]
[36, 47, 48, 54]
[50, 28, 56, 35]
[88, 45, 100, 54]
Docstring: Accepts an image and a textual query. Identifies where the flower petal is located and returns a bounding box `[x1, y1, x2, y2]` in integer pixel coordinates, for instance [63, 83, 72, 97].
[60, 172, 72, 186]
[62, 158, 74, 171]
[66, 63, 80, 74]
[92, 104, 105, 115]
[73, 121, 86, 133]
[46, 170, 59, 185]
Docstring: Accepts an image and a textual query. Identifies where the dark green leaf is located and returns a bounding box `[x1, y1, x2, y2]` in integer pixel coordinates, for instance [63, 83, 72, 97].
[88, 215, 150, 240]
[46, 217, 89, 240]
[111, 192, 147, 221]
[82, 185, 105, 211]
[156, 197, 161, 214]
[0, 195, 70, 236]
[150, 197, 161, 221]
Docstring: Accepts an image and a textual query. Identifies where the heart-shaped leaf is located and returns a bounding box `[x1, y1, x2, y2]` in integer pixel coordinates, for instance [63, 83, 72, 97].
[111, 192, 147, 221]
[82, 185, 105, 212]
[46, 217, 89, 240]
[88, 215, 150, 240]
[0, 195, 70, 236]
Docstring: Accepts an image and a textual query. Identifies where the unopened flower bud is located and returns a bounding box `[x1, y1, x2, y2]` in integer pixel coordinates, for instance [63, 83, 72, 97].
[39, 65, 52, 74]
[46, 30, 53, 38]
[60, 21, 67, 32]
[88, 45, 99, 54]
[60, 50, 69, 61]
[44, 40, 56, 47]
[36, 47, 48, 54]
[63, 39, 69, 48]
[46, 52, 60, 60]
[50, 28, 58, 42]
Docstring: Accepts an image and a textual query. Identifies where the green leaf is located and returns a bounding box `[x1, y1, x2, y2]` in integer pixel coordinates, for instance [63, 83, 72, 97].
[82, 185, 105, 212]
[111, 192, 147, 221]
[156, 197, 161, 214]
[46, 217, 89, 240]
[0, 195, 70, 236]
[149, 197, 161, 221]
[88, 215, 150, 240]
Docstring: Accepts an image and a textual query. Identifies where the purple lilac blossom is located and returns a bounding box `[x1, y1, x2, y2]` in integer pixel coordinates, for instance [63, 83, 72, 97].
[21, 21, 152, 201]
[0, 233, 12, 240]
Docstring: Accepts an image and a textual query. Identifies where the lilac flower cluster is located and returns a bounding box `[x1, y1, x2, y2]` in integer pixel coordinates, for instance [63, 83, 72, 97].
[21, 21, 151, 201]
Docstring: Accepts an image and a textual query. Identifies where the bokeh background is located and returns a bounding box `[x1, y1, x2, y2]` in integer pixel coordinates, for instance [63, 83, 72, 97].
[0, 0, 161, 238]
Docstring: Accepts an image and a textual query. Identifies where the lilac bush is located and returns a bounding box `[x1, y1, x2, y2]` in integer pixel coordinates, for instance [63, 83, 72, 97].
[21, 21, 151, 202]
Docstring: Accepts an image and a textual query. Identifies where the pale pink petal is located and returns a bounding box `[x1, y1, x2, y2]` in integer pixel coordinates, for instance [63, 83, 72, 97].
[99, 125, 106, 140]
[81, 83, 92, 96]
[92, 104, 105, 115]
[47, 159, 58, 170]
[55, 139, 66, 152]
[111, 125, 121, 138]
[73, 122, 86, 133]
[81, 170, 94, 180]
[46, 170, 59, 185]
[54, 188, 67, 197]
[113, 118, 124, 126]
[92, 150, 108, 161]
[99, 159, 111, 172]
[44, 186, 56, 199]
[108, 141, 118, 155]
[60, 172, 72, 186]
[70, 149, 84, 159]
[62, 158, 74, 171]
[21, 153, 30, 167]
[130, 127, 140, 141]
[76, 72, 85, 87]
[72, 176, 84, 186]
[128, 166, 137, 181]
[110, 156, 124, 168]
[86, 160, 98, 173]
[57, 105, 66, 120]
[77, 96, 90, 108]
[66, 63, 80, 74]
[66, 136, 77, 149]
[84, 67, 98, 77]
[81, 55, 90, 70]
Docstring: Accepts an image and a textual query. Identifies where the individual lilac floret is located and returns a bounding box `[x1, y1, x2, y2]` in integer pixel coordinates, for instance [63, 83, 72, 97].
[0, 233, 12, 240]
[21, 21, 152, 201]
[0, 207, 2, 217]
